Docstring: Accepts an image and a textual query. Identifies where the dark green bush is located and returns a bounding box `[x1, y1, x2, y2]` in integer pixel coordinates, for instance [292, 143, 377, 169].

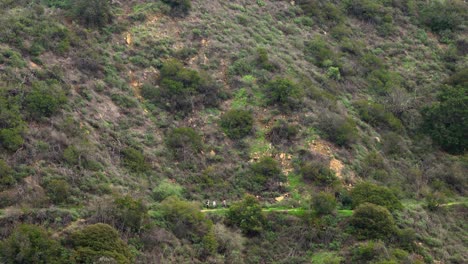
[25, 81, 67, 120]
[304, 36, 336, 67]
[300, 161, 337, 187]
[157, 196, 217, 256]
[220, 109, 254, 139]
[227, 194, 266, 235]
[350, 203, 396, 240]
[266, 119, 298, 145]
[350, 182, 402, 212]
[422, 84, 467, 154]
[142, 59, 220, 114]
[0, 224, 66, 264]
[263, 78, 301, 111]
[256, 47, 276, 71]
[165, 127, 203, 161]
[313, 192, 337, 216]
[121, 147, 150, 173]
[345, 0, 389, 24]
[113, 196, 148, 232]
[419, 0, 467, 33]
[0, 94, 25, 151]
[162, 0, 192, 17]
[318, 113, 358, 147]
[45, 179, 71, 204]
[298, 0, 345, 25]
[72, 0, 113, 28]
[0, 159, 15, 190]
[245, 157, 286, 193]
[354, 100, 403, 131]
[70, 223, 133, 264]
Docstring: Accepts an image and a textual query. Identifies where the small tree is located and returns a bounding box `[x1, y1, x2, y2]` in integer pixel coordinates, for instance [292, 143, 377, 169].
[45, 179, 71, 204]
[220, 109, 254, 139]
[423, 84, 467, 154]
[121, 147, 150, 173]
[25, 81, 67, 120]
[350, 203, 396, 240]
[266, 119, 298, 145]
[0, 159, 15, 190]
[300, 161, 338, 187]
[264, 77, 301, 111]
[350, 182, 402, 212]
[162, 0, 192, 17]
[313, 192, 337, 216]
[165, 127, 203, 161]
[226, 194, 265, 235]
[113, 196, 148, 232]
[72, 0, 113, 28]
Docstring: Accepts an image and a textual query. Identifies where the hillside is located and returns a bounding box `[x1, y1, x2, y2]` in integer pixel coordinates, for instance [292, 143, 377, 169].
[0, 0, 467, 263]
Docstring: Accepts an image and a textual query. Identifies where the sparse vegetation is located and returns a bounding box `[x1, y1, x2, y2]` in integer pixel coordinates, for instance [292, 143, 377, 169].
[0, 0, 466, 263]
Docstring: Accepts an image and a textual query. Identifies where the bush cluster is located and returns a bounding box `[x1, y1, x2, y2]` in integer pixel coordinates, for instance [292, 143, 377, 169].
[165, 127, 203, 161]
[263, 77, 302, 111]
[121, 147, 150, 173]
[354, 100, 403, 131]
[300, 161, 337, 187]
[71, 0, 113, 28]
[142, 59, 221, 115]
[25, 81, 67, 120]
[423, 82, 467, 154]
[350, 182, 402, 212]
[227, 194, 266, 235]
[0, 93, 25, 151]
[350, 203, 396, 240]
[162, 0, 192, 17]
[266, 119, 298, 145]
[220, 109, 253, 139]
[318, 113, 358, 147]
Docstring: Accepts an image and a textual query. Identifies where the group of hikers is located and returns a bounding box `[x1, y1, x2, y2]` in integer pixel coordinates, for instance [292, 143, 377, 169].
[205, 199, 228, 208]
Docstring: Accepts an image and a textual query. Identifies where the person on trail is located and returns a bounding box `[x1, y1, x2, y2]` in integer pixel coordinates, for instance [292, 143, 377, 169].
[205, 200, 210, 208]
[212, 201, 217, 208]
[222, 199, 227, 208]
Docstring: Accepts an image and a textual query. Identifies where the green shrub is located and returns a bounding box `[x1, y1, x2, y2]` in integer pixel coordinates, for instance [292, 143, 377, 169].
[256, 47, 276, 71]
[318, 113, 358, 147]
[165, 127, 203, 161]
[304, 36, 335, 67]
[345, 0, 389, 24]
[0, 159, 15, 190]
[121, 147, 150, 173]
[227, 194, 266, 235]
[0, 95, 25, 151]
[350, 203, 396, 240]
[422, 83, 467, 154]
[152, 178, 184, 201]
[350, 182, 402, 212]
[300, 161, 337, 187]
[45, 179, 71, 204]
[162, 0, 192, 17]
[266, 119, 298, 145]
[157, 196, 216, 254]
[351, 240, 389, 263]
[419, 0, 467, 33]
[72, 0, 113, 28]
[70, 223, 133, 264]
[220, 109, 254, 139]
[247, 157, 286, 192]
[312, 192, 337, 216]
[0, 224, 66, 264]
[354, 100, 403, 131]
[25, 81, 67, 120]
[113, 196, 148, 232]
[263, 77, 302, 111]
[142, 59, 220, 114]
